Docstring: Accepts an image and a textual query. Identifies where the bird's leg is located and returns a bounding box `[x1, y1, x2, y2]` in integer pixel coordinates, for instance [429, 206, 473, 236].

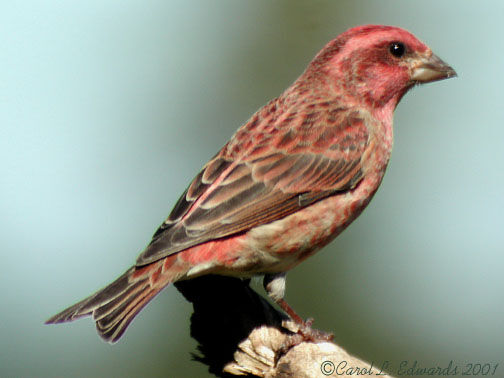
[263, 273, 333, 347]
[275, 298, 305, 325]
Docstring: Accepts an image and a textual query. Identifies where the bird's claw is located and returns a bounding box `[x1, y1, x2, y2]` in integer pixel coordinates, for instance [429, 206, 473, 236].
[296, 317, 334, 342]
[278, 318, 334, 357]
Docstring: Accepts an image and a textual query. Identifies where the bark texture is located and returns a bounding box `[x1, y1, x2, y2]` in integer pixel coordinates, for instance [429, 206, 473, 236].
[175, 275, 393, 377]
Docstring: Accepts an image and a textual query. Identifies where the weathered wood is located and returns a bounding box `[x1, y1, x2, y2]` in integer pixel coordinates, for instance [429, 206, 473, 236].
[175, 275, 393, 377]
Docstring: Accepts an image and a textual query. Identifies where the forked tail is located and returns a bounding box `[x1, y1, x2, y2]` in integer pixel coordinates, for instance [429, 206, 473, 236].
[45, 256, 183, 343]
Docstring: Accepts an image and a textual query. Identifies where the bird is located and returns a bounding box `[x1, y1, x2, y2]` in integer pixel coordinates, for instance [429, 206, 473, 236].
[46, 25, 456, 343]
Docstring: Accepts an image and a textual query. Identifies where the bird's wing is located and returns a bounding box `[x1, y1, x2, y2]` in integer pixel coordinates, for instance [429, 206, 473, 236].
[136, 104, 370, 265]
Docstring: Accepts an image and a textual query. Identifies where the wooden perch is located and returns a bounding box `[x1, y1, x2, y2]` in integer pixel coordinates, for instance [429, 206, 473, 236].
[175, 275, 393, 377]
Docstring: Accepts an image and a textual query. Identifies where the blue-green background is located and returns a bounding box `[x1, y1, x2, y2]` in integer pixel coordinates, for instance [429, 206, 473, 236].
[2, 1, 503, 377]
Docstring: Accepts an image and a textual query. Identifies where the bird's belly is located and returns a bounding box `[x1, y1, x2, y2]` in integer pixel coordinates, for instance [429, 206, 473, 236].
[182, 172, 384, 279]
[234, 175, 381, 274]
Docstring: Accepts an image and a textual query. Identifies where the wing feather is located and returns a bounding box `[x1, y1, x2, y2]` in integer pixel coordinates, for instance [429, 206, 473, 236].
[137, 103, 371, 265]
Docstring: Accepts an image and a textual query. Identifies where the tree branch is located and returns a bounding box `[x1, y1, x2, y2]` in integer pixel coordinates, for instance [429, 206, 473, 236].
[175, 275, 393, 377]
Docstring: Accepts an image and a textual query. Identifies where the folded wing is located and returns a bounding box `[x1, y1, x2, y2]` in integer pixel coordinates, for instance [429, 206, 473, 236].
[137, 104, 370, 265]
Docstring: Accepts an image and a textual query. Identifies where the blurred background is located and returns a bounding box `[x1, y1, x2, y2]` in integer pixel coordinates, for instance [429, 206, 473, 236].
[1, 1, 503, 377]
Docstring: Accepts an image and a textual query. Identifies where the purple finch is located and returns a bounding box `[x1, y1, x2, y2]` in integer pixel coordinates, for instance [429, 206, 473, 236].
[46, 25, 456, 342]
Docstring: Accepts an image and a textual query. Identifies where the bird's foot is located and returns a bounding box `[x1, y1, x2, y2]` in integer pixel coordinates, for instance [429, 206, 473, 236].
[278, 318, 334, 356]
[297, 318, 334, 342]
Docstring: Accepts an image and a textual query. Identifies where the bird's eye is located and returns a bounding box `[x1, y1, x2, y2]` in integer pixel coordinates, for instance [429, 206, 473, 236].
[389, 42, 406, 58]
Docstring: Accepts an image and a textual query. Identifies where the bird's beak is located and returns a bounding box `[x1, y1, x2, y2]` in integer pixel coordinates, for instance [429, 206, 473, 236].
[411, 52, 457, 83]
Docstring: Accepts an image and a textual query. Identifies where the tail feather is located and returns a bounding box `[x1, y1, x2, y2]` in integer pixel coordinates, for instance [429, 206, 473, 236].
[46, 257, 181, 343]
[93, 280, 145, 321]
[97, 284, 151, 332]
[97, 286, 160, 342]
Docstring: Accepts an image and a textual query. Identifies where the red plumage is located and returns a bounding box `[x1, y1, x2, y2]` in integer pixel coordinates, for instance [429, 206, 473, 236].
[46, 25, 456, 342]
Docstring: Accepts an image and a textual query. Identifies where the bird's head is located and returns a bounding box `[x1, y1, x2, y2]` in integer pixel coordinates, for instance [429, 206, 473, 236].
[304, 25, 456, 111]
